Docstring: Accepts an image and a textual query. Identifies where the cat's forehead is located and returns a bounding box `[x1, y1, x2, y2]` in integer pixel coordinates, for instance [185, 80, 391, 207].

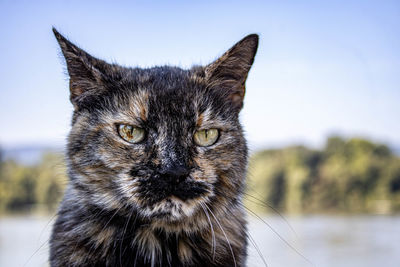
[133, 67, 202, 97]
[107, 67, 231, 129]
[131, 67, 205, 109]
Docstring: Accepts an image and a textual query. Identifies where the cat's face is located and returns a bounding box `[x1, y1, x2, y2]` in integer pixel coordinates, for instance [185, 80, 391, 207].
[54, 29, 258, 222]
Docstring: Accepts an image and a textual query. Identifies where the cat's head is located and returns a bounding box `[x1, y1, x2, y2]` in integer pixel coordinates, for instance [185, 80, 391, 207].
[54, 28, 258, 222]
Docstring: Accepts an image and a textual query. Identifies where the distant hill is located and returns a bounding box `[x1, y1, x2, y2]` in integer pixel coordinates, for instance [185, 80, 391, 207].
[1, 145, 64, 165]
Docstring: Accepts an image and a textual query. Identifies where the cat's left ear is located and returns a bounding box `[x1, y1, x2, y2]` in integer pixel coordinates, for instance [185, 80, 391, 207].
[205, 34, 259, 110]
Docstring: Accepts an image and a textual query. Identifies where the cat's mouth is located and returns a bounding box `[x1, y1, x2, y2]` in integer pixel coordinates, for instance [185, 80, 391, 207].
[132, 175, 211, 220]
[141, 196, 205, 221]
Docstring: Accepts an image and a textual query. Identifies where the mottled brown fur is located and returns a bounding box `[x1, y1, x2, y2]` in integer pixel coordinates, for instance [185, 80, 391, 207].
[50, 28, 258, 267]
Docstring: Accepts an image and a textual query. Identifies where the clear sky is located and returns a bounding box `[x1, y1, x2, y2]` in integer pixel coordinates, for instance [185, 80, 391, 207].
[0, 0, 399, 150]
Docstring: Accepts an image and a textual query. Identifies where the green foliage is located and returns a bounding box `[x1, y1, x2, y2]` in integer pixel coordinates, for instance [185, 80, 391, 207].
[0, 151, 67, 214]
[246, 136, 400, 214]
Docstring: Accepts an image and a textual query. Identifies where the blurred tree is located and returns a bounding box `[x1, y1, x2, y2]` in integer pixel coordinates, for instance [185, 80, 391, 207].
[0, 151, 66, 214]
[35, 152, 67, 211]
[247, 136, 400, 214]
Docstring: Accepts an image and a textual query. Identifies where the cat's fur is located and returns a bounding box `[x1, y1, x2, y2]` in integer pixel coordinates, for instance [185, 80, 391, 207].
[50, 28, 258, 267]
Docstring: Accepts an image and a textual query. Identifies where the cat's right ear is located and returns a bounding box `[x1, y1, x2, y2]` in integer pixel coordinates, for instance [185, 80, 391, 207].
[53, 28, 106, 108]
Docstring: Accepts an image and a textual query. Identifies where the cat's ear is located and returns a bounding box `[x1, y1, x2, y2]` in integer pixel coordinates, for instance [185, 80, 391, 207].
[205, 34, 258, 110]
[53, 28, 107, 108]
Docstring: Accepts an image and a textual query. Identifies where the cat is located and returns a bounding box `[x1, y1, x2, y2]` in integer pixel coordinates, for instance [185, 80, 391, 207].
[50, 28, 258, 267]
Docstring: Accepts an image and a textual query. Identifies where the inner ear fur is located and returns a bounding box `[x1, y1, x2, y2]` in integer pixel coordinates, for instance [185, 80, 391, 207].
[205, 34, 259, 110]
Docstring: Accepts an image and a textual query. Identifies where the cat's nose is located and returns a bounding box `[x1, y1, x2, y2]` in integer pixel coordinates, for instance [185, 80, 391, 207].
[159, 164, 190, 184]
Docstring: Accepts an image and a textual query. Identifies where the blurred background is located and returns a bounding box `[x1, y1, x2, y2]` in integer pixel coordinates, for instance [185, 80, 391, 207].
[1, 0, 399, 266]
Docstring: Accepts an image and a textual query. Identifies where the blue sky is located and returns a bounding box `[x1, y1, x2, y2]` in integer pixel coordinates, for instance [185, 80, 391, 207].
[0, 0, 399, 150]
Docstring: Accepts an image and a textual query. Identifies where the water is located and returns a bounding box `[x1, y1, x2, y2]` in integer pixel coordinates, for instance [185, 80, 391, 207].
[247, 215, 400, 267]
[0, 216, 53, 267]
[0, 215, 399, 267]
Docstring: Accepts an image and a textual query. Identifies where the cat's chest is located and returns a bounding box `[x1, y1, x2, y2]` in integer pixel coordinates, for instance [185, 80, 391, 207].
[91, 225, 203, 267]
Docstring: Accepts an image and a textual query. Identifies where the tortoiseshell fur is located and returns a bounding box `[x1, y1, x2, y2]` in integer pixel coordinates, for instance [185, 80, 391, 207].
[50, 28, 258, 267]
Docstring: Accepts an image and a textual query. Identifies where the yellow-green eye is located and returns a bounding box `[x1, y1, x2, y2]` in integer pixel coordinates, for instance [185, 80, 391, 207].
[194, 129, 219, 147]
[118, 124, 145, 144]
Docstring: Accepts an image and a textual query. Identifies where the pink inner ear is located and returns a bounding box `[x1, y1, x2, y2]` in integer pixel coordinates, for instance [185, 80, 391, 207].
[230, 94, 242, 105]
[69, 80, 85, 100]
[229, 88, 245, 109]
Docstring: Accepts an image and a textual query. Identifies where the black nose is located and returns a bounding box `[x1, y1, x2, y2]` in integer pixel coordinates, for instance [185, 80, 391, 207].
[159, 164, 190, 184]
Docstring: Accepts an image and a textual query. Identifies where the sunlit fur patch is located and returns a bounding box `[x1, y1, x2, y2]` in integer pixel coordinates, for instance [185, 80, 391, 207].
[108, 88, 149, 124]
[133, 227, 162, 266]
[68, 248, 88, 266]
[92, 225, 115, 249]
[178, 239, 193, 264]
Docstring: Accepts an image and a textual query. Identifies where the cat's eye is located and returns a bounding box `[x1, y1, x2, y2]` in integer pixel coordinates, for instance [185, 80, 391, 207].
[194, 129, 219, 147]
[118, 124, 145, 144]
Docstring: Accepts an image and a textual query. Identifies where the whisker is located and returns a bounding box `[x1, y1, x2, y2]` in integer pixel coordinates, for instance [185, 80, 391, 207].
[120, 209, 135, 267]
[23, 214, 57, 267]
[86, 206, 124, 260]
[204, 204, 237, 267]
[23, 237, 50, 267]
[199, 202, 216, 260]
[134, 245, 140, 267]
[101, 206, 124, 231]
[243, 193, 299, 238]
[244, 205, 315, 267]
[247, 231, 269, 267]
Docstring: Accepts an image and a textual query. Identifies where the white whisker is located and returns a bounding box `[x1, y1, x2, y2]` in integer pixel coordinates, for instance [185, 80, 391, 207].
[244, 205, 315, 267]
[247, 230, 269, 267]
[204, 204, 237, 267]
[200, 203, 216, 260]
